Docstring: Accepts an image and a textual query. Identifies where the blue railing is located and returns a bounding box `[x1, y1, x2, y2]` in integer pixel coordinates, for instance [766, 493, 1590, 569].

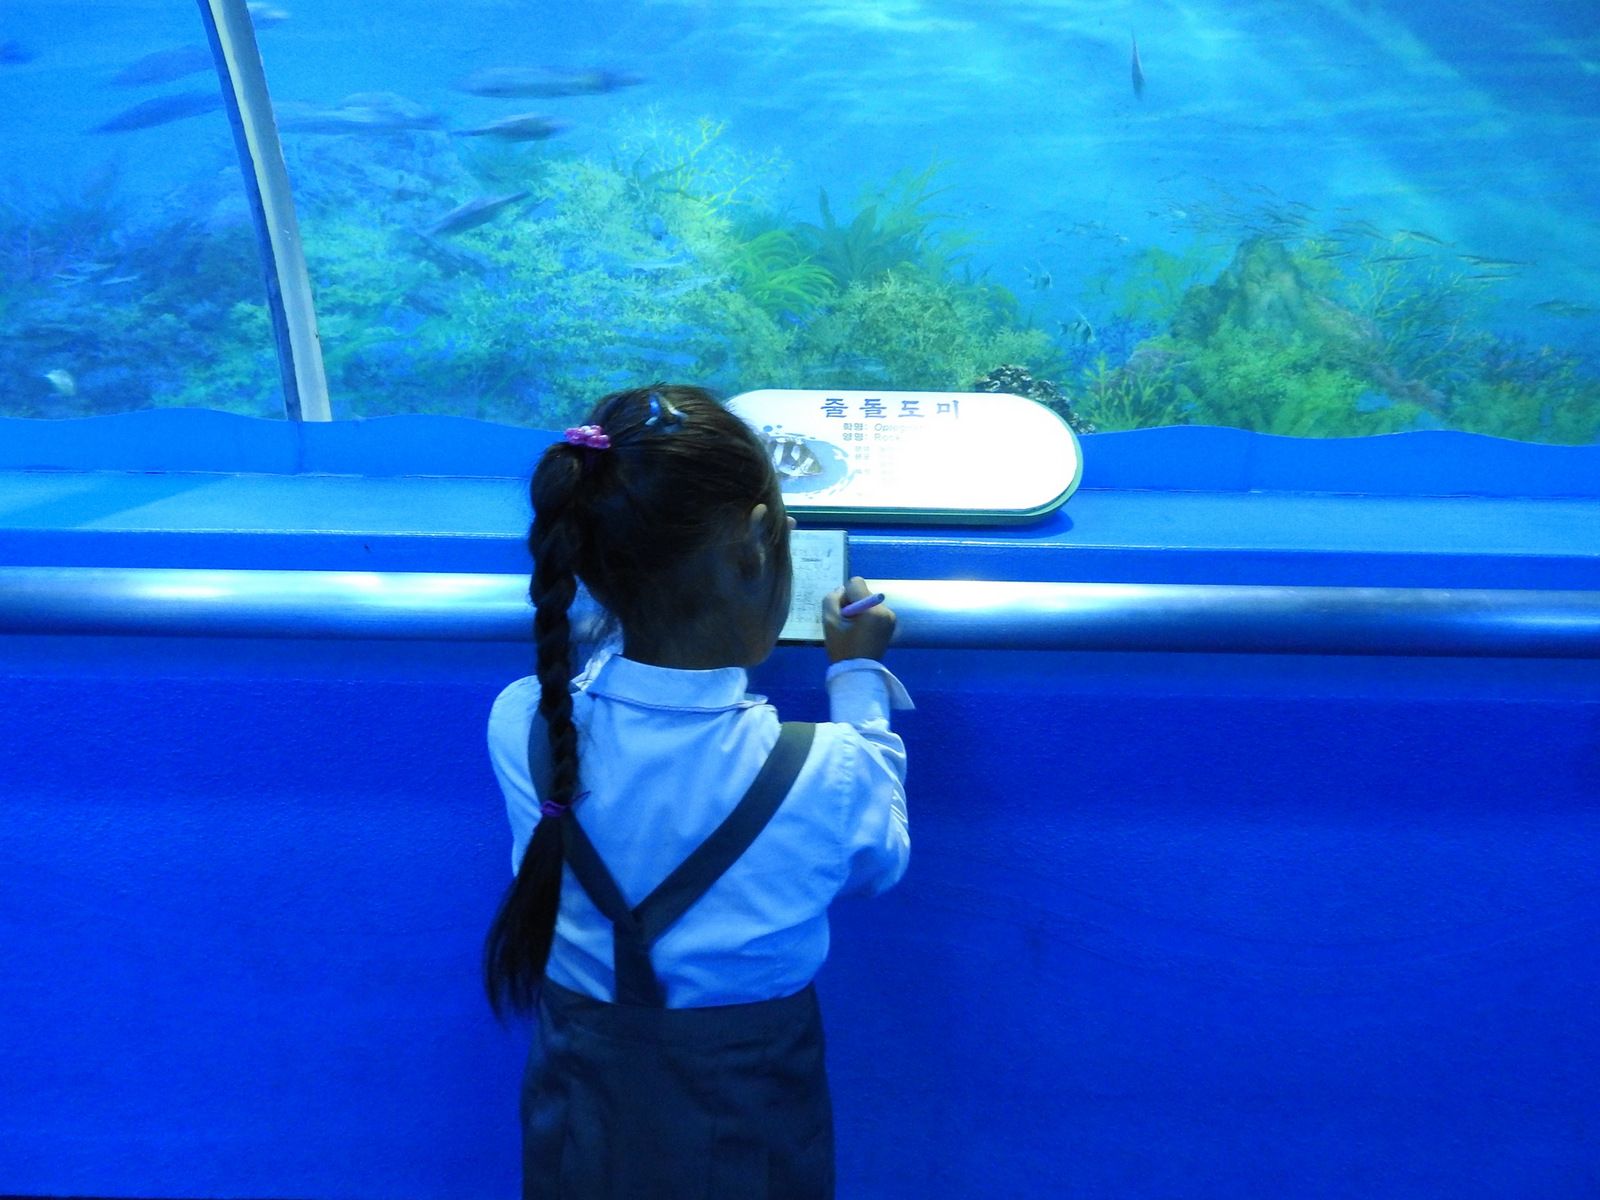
[5, 567, 1600, 656]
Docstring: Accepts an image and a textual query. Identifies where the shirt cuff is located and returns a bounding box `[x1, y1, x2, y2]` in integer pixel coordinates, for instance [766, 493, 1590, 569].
[825, 658, 915, 722]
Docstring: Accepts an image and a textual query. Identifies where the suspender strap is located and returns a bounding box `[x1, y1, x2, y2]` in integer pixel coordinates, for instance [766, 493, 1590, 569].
[528, 716, 817, 1007]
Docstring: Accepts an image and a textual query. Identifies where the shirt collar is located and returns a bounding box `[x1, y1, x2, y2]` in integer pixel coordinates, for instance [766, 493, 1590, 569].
[584, 654, 762, 713]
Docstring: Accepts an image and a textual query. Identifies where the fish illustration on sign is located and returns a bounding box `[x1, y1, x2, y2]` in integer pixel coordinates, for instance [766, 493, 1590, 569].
[451, 113, 567, 142]
[427, 191, 530, 237]
[111, 46, 212, 88]
[1131, 35, 1145, 99]
[759, 431, 824, 481]
[92, 90, 223, 132]
[454, 66, 643, 99]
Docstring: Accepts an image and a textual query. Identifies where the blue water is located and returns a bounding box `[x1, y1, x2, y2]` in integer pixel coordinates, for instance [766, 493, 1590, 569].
[1, 0, 1597, 432]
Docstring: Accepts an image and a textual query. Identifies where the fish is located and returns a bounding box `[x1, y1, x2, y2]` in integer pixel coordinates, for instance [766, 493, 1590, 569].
[655, 274, 717, 300]
[1459, 255, 1531, 268]
[759, 432, 822, 480]
[1026, 265, 1052, 291]
[91, 90, 222, 132]
[1334, 220, 1385, 239]
[426, 190, 530, 236]
[275, 94, 442, 134]
[455, 65, 644, 99]
[247, 2, 290, 28]
[626, 257, 693, 272]
[1061, 313, 1095, 345]
[1, 40, 36, 65]
[1396, 229, 1446, 246]
[451, 113, 567, 142]
[1130, 34, 1145, 99]
[1532, 299, 1597, 318]
[43, 369, 76, 396]
[111, 45, 212, 88]
[406, 233, 492, 276]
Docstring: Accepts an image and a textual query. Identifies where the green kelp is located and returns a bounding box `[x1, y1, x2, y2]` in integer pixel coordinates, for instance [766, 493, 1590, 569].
[1073, 230, 1600, 443]
[280, 118, 1059, 424]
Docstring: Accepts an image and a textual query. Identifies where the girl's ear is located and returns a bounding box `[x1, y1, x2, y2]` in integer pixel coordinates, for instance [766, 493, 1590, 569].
[734, 503, 768, 575]
[747, 503, 770, 542]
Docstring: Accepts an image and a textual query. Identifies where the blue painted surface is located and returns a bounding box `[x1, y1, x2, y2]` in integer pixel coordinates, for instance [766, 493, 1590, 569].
[5, 411, 1600, 496]
[4, 413, 1600, 1198]
[4, 414, 1600, 586]
[3, 637, 1599, 1198]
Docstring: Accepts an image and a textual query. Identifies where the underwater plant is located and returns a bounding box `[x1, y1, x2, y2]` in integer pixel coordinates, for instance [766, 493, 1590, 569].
[0, 161, 280, 419]
[1070, 226, 1600, 444]
[794, 162, 975, 292]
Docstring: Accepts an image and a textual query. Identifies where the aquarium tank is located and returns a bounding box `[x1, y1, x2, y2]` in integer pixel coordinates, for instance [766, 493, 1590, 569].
[1, 0, 1597, 445]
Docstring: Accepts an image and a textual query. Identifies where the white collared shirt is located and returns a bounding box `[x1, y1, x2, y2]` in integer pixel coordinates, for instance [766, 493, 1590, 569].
[487, 651, 912, 1007]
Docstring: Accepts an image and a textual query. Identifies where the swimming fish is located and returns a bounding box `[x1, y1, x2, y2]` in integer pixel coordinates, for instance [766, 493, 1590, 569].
[43, 369, 76, 396]
[1061, 313, 1095, 345]
[275, 94, 442, 134]
[1532, 300, 1596, 318]
[427, 190, 530, 236]
[111, 45, 212, 88]
[1026, 265, 1052, 291]
[451, 113, 567, 142]
[454, 66, 644, 99]
[0, 40, 36, 65]
[1334, 220, 1385, 239]
[247, 3, 290, 29]
[1459, 255, 1530, 268]
[1396, 229, 1446, 246]
[407, 233, 492, 276]
[91, 90, 222, 132]
[1131, 35, 1145, 99]
[759, 432, 822, 481]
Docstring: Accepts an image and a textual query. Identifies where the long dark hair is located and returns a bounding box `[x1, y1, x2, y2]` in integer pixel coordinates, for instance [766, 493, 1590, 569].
[483, 384, 788, 1016]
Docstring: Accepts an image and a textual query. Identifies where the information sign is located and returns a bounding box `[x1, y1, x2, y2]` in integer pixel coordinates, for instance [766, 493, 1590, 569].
[726, 389, 1082, 523]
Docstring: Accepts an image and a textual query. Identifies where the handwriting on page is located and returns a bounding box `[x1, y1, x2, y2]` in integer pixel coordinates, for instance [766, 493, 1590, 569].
[780, 529, 847, 642]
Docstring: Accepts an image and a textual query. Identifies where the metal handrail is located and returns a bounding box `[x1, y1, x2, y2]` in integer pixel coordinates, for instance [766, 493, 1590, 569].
[199, 0, 331, 421]
[4, 567, 1600, 657]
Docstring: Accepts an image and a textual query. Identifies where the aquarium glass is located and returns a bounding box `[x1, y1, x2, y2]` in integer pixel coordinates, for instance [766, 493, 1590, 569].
[0, 0, 284, 419]
[8, 1, 1599, 444]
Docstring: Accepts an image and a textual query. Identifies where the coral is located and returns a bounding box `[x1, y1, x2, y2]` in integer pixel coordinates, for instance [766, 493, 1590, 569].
[0, 162, 280, 418]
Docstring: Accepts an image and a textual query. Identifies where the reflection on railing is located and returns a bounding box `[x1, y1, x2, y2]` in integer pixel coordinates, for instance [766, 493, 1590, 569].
[4, 568, 1600, 657]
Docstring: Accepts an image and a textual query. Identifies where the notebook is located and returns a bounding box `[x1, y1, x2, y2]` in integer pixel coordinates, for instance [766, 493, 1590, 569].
[780, 529, 848, 643]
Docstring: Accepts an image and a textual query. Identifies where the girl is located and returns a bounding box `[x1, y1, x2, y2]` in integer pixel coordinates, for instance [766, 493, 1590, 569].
[484, 385, 912, 1199]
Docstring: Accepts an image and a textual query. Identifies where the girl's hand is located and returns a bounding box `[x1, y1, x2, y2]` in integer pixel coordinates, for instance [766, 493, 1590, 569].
[822, 576, 896, 663]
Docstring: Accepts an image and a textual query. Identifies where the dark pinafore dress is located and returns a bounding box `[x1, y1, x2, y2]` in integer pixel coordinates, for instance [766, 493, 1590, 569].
[521, 719, 834, 1200]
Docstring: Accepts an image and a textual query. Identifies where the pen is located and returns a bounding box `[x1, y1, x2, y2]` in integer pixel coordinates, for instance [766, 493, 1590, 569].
[839, 592, 886, 619]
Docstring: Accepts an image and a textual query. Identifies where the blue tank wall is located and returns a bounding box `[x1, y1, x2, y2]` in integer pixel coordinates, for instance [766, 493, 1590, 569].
[3, 413, 1599, 1198]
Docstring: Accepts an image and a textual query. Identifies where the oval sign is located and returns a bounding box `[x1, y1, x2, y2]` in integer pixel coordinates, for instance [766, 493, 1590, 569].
[726, 389, 1082, 524]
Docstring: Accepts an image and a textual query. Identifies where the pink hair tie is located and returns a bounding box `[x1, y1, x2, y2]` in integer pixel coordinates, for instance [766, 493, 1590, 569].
[564, 425, 610, 450]
[540, 790, 588, 820]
